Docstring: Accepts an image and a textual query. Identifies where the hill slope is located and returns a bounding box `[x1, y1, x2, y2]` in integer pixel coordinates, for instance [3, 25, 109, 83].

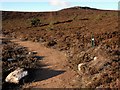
[2, 7, 120, 88]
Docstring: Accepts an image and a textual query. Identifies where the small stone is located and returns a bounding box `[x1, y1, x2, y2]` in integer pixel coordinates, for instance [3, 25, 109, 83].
[7, 58, 15, 61]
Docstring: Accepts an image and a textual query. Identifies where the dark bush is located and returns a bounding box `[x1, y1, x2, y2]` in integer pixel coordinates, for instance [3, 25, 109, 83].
[30, 18, 40, 27]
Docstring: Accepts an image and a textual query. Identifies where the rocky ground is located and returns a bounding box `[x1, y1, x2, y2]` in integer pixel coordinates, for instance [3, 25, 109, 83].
[1, 37, 42, 90]
[70, 44, 120, 88]
[2, 6, 120, 89]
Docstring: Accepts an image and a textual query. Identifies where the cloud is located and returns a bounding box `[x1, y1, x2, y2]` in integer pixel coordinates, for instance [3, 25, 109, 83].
[49, 0, 70, 7]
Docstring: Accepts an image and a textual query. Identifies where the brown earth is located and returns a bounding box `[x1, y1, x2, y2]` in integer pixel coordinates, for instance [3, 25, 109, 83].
[11, 38, 79, 88]
[2, 6, 120, 89]
[1, 37, 79, 89]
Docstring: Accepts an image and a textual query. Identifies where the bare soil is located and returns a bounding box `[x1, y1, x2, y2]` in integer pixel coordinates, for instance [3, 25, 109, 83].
[11, 38, 79, 88]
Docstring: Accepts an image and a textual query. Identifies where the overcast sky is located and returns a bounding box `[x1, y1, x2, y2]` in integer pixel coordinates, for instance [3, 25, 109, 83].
[1, 0, 120, 12]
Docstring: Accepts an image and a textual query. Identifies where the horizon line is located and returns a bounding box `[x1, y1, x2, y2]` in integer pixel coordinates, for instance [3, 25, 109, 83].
[1, 6, 119, 12]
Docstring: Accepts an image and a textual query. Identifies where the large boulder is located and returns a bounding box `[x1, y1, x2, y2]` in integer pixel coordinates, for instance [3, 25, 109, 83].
[5, 68, 28, 84]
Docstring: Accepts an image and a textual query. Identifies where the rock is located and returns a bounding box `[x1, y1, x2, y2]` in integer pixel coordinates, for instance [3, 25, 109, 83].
[7, 58, 15, 62]
[19, 38, 27, 41]
[27, 51, 37, 58]
[28, 51, 37, 55]
[47, 40, 57, 47]
[5, 68, 28, 84]
[93, 57, 97, 61]
[32, 51, 37, 54]
[78, 63, 86, 71]
[39, 37, 45, 42]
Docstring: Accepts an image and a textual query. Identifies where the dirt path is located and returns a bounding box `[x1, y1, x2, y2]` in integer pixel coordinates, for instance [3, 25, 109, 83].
[10, 39, 79, 88]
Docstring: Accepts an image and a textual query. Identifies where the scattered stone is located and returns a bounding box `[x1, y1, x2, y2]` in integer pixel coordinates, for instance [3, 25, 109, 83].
[32, 51, 37, 54]
[28, 51, 37, 56]
[39, 37, 45, 42]
[19, 38, 27, 41]
[47, 40, 57, 47]
[93, 57, 97, 61]
[78, 63, 86, 72]
[2, 39, 42, 89]
[7, 58, 15, 62]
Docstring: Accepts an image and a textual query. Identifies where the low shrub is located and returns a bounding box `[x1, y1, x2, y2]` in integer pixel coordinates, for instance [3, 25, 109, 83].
[30, 18, 40, 27]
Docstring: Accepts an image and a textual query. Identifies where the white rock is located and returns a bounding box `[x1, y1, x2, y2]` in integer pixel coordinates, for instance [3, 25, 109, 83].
[93, 57, 97, 61]
[78, 63, 85, 71]
[28, 51, 37, 55]
[5, 68, 28, 84]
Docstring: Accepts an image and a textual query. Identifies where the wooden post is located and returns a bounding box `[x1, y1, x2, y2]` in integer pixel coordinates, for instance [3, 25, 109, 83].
[91, 32, 95, 48]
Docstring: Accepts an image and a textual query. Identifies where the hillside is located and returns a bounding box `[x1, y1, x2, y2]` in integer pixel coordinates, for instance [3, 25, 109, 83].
[2, 6, 120, 89]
